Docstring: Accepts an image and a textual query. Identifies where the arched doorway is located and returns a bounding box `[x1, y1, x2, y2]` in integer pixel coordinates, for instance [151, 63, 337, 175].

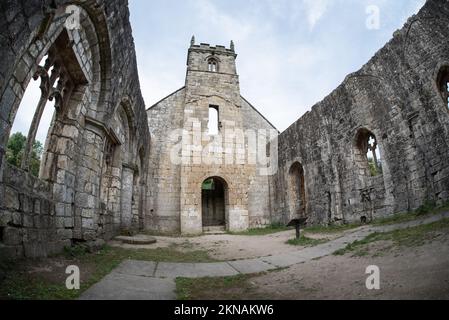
[288, 162, 307, 218]
[202, 177, 227, 228]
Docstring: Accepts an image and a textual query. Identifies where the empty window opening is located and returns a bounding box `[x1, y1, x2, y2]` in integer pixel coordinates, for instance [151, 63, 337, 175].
[355, 129, 383, 177]
[7, 30, 86, 178]
[208, 105, 219, 135]
[8, 55, 48, 177]
[208, 59, 218, 72]
[0, 226, 4, 243]
[438, 67, 449, 111]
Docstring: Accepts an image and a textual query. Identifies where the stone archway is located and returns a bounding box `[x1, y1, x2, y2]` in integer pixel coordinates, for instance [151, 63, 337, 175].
[288, 162, 307, 219]
[201, 177, 228, 229]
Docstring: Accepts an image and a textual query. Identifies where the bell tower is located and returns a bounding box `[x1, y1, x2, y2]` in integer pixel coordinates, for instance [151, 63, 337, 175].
[180, 37, 250, 234]
[187, 37, 238, 76]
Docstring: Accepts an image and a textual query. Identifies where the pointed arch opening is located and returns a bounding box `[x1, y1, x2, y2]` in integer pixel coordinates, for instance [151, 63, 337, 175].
[288, 162, 307, 219]
[354, 128, 383, 177]
[207, 58, 219, 73]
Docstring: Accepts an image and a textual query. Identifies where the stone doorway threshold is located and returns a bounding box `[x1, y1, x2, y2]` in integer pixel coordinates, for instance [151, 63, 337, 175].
[203, 225, 226, 235]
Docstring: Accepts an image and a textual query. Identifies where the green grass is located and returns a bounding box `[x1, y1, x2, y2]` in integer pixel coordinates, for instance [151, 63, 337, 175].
[334, 218, 449, 257]
[373, 201, 449, 227]
[228, 223, 292, 236]
[175, 267, 287, 300]
[0, 244, 216, 300]
[304, 200, 449, 234]
[304, 222, 362, 234]
[176, 274, 255, 300]
[286, 235, 328, 247]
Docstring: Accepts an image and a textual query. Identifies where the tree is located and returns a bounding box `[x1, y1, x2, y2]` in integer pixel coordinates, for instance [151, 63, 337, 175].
[6, 132, 43, 177]
[368, 157, 383, 177]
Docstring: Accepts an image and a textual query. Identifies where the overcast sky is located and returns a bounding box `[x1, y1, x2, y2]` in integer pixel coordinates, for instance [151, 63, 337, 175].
[130, 0, 425, 132]
[12, 0, 426, 143]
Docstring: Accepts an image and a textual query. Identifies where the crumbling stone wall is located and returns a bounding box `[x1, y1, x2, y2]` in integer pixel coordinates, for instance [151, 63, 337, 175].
[0, 0, 149, 259]
[272, 0, 449, 225]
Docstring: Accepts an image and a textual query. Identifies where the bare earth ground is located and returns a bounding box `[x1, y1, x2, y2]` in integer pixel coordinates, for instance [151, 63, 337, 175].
[251, 237, 449, 300]
[110, 229, 339, 261]
[2, 214, 449, 300]
[185, 231, 449, 300]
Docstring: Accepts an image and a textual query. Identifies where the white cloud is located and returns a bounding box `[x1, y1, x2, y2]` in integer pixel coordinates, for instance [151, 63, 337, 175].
[193, 0, 254, 42]
[131, 0, 427, 132]
[302, 0, 330, 30]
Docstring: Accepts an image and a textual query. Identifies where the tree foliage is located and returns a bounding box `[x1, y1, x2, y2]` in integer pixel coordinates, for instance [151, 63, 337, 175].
[368, 157, 383, 177]
[6, 132, 43, 177]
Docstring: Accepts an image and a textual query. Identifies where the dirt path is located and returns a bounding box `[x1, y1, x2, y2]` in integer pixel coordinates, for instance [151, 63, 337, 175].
[247, 234, 449, 300]
[110, 229, 344, 261]
[199, 231, 449, 300]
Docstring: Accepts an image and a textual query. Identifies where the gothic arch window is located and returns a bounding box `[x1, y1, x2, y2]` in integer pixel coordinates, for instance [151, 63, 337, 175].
[437, 66, 449, 111]
[354, 129, 383, 177]
[208, 58, 218, 72]
[7, 29, 87, 178]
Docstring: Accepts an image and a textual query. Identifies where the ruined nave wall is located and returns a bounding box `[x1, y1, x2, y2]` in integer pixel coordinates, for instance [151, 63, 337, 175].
[0, 0, 150, 258]
[273, 0, 449, 225]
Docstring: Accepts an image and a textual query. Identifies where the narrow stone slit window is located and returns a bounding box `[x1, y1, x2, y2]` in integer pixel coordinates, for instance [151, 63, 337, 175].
[208, 105, 219, 135]
[0, 226, 4, 243]
[208, 58, 218, 72]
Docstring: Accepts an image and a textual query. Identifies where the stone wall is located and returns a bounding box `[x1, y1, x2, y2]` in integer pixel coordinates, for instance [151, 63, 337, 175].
[240, 97, 278, 228]
[0, 0, 149, 259]
[146, 88, 186, 232]
[272, 0, 449, 225]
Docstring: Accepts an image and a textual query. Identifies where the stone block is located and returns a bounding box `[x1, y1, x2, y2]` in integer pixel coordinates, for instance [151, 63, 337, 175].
[4, 187, 19, 210]
[3, 227, 23, 246]
[23, 242, 47, 259]
[57, 229, 73, 240]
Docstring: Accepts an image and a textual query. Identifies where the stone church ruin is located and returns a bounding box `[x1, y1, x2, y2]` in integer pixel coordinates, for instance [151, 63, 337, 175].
[0, 0, 448, 259]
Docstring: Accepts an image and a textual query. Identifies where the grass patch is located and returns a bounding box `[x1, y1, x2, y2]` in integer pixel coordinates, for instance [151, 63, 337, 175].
[304, 200, 449, 235]
[334, 218, 449, 257]
[175, 267, 288, 300]
[373, 201, 449, 227]
[305, 222, 362, 234]
[229, 223, 292, 236]
[0, 244, 216, 300]
[286, 235, 328, 247]
[176, 274, 256, 300]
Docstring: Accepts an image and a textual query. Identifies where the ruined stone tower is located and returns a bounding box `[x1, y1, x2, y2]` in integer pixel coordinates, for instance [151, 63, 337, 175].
[146, 39, 277, 234]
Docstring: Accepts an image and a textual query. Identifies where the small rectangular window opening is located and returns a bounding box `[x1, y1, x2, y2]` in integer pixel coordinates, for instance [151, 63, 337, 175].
[208, 105, 219, 135]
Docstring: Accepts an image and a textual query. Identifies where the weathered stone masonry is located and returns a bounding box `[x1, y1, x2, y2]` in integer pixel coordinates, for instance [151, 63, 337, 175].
[146, 40, 277, 234]
[0, 0, 149, 258]
[271, 0, 449, 226]
[1, 0, 449, 258]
